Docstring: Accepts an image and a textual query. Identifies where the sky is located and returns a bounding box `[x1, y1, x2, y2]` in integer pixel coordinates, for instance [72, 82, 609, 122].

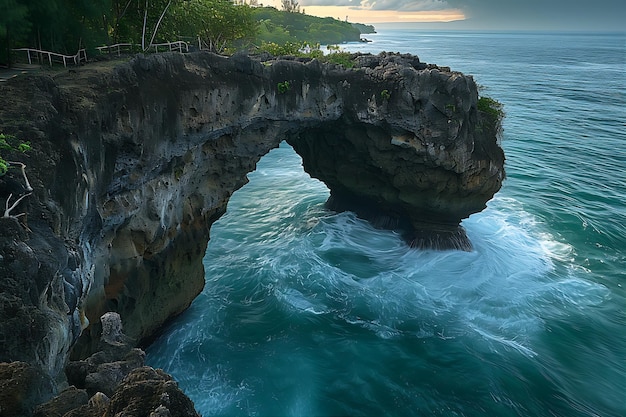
[267, 0, 626, 31]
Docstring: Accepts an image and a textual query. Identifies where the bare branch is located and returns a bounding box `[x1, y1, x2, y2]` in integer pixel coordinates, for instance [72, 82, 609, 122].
[7, 161, 33, 192]
[119, 0, 133, 22]
[148, 0, 173, 50]
[3, 192, 32, 218]
[142, 0, 149, 50]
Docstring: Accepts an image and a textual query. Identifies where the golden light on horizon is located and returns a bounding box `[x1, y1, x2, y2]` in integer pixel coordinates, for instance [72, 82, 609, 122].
[396, 11, 466, 22]
[269, 4, 465, 24]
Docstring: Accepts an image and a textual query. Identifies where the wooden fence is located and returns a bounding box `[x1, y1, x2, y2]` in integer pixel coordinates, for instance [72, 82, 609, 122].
[12, 48, 87, 67]
[11, 40, 189, 69]
[95, 43, 136, 56]
[148, 41, 189, 53]
[96, 41, 189, 54]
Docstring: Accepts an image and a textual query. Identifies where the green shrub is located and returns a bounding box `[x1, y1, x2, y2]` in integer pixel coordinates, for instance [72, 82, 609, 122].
[0, 133, 31, 176]
[320, 51, 354, 68]
[476, 96, 504, 138]
[477, 96, 504, 119]
[18, 142, 31, 153]
[259, 41, 302, 56]
[277, 81, 291, 94]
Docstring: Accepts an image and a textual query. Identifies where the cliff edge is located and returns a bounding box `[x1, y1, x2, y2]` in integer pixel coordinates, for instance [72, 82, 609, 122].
[0, 51, 504, 414]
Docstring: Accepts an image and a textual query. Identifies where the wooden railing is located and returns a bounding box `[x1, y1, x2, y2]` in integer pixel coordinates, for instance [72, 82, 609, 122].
[96, 43, 137, 56]
[11, 40, 189, 70]
[12, 48, 87, 67]
[96, 40, 189, 55]
[149, 41, 189, 53]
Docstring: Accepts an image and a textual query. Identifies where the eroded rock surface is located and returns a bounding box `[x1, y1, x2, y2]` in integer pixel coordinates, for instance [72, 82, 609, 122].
[288, 53, 504, 249]
[0, 361, 54, 416]
[0, 51, 504, 413]
[65, 312, 145, 398]
[104, 367, 200, 417]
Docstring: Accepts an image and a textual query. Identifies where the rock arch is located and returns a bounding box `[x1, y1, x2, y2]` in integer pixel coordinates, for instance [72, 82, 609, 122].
[0, 51, 504, 394]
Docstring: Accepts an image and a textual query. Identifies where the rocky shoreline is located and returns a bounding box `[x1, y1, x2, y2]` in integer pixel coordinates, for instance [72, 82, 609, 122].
[0, 51, 504, 415]
[1, 312, 198, 417]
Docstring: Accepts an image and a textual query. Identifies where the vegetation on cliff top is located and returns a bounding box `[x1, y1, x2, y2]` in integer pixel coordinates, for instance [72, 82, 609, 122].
[0, 0, 375, 65]
[253, 7, 373, 46]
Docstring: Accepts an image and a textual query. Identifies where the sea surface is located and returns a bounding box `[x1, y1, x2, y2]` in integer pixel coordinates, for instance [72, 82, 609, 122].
[146, 30, 626, 416]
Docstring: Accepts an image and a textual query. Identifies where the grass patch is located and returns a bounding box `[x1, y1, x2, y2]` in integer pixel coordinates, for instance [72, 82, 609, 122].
[477, 96, 504, 119]
[477, 96, 504, 138]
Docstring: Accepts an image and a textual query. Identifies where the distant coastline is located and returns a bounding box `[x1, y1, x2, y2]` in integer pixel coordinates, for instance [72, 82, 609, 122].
[372, 20, 626, 34]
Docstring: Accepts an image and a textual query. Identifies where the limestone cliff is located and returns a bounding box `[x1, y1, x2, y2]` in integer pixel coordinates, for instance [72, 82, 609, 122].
[0, 51, 504, 412]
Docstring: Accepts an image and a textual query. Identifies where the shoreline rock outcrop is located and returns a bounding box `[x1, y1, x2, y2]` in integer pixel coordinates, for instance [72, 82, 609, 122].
[33, 312, 197, 417]
[0, 50, 504, 414]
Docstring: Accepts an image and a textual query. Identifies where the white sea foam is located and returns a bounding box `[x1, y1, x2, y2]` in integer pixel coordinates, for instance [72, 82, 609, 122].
[147, 29, 626, 416]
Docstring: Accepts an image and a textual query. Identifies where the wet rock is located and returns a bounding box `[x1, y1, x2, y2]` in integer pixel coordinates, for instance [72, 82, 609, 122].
[0, 361, 54, 417]
[33, 386, 89, 417]
[62, 392, 110, 417]
[66, 313, 145, 397]
[83, 349, 145, 397]
[105, 367, 200, 417]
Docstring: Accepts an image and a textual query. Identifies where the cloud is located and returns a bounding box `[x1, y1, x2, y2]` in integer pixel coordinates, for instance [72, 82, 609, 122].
[361, 0, 451, 11]
[298, 0, 452, 11]
[297, 0, 626, 17]
[444, 0, 626, 28]
[298, 0, 626, 29]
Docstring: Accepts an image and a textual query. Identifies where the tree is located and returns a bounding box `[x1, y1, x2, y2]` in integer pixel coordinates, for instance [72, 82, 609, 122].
[281, 0, 299, 13]
[141, 0, 173, 50]
[250, 7, 362, 45]
[0, 0, 30, 66]
[168, 0, 257, 53]
[10, 0, 111, 55]
[107, 0, 181, 49]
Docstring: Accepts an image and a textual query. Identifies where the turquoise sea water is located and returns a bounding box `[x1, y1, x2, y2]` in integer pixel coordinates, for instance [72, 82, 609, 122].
[146, 31, 626, 416]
